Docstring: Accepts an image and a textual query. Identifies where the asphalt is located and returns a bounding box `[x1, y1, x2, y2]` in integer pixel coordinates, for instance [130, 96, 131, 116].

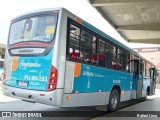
[0, 81, 18, 102]
[1, 81, 160, 120]
[94, 89, 160, 120]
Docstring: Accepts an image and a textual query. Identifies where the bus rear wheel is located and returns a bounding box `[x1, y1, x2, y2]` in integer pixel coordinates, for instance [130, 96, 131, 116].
[108, 89, 119, 112]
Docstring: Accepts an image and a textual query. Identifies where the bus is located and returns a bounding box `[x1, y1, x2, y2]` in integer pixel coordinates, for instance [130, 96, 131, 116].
[3, 8, 156, 111]
[0, 59, 4, 80]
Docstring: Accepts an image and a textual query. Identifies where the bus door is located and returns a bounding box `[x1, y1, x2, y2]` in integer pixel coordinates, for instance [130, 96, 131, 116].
[137, 62, 144, 99]
[130, 60, 143, 99]
[150, 68, 156, 95]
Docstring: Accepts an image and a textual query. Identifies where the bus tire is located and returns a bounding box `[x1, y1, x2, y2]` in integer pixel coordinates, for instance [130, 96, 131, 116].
[108, 89, 119, 112]
[147, 86, 150, 96]
[141, 86, 150, 101]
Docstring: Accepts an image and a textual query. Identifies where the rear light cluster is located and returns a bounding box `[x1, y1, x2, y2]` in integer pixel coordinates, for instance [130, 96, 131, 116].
[47, 65, 58, 91]
[3, 64, 6, 84]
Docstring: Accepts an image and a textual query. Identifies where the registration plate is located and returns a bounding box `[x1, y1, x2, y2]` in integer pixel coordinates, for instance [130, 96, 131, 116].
[18, 81, 28, 87]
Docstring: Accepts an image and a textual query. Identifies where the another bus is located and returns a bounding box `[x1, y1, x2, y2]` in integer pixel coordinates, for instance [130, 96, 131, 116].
[0, 59, 4, 80]
[3, 8, 156, 111]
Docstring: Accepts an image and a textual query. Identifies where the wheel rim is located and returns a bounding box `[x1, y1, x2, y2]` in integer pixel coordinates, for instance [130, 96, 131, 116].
[111, 94, 118, 108]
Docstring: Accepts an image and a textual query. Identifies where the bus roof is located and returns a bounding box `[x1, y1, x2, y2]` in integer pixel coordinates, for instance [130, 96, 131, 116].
[12, 7, 63, 20]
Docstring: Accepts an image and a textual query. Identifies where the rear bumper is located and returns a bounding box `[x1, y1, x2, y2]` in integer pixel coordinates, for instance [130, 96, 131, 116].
[2, 84, 63, 107]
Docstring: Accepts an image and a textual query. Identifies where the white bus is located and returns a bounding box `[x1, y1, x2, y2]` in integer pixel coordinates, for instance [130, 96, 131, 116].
[0, 58, 4, 80]
[3, 8, 156, 111]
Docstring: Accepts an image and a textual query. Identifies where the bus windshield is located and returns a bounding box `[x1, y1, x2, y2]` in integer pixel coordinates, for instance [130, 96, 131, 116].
[9, 15, 57, 45]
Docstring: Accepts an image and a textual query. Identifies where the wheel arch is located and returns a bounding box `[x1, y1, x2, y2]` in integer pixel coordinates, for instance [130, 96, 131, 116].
[147, 86, 150, 96]
[107, 85, 121, 112]
[111, 85, 121, 100]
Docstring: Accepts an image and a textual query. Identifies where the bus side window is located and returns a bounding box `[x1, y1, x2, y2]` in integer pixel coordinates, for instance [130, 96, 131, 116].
[112, 46, 117, 70]
[91, 53, 97, 64]
[117, 48, 129, 72]
[91, 36, 97, 64]
[80, 29, 92, 64]
[69, 48, 73, 59]
[105, 42, 112, 69]
[68, 24, 80, 61]
[98, 39, 105, 66]
[112, 59, 117, 69]
[99, 51, 104, 66]
[70, 49, 79, 60]
[117, 48, 121, 71]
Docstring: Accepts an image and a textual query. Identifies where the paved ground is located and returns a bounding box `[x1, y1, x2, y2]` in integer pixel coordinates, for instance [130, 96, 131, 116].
[0, 81, 18, 102]
[95, 89, 160, 120]
[0, 81, 160, 120]
[0, 82, 104, 120]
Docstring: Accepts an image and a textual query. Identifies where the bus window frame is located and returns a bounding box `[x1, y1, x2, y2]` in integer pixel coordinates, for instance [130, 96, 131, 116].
[8, 11, 59, 46]
[67, 17, 131, 73]
[67, 18, 98, 66]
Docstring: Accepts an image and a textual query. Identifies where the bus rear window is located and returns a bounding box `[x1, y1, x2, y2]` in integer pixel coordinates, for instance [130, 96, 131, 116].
[9, 15, 57, 44]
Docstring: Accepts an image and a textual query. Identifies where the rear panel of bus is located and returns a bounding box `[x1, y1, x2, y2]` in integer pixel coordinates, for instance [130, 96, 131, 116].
[3, 9, 65, 106]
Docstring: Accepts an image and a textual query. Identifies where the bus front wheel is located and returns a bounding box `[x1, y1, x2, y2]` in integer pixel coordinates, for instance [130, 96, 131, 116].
[108, 89, 119, 112]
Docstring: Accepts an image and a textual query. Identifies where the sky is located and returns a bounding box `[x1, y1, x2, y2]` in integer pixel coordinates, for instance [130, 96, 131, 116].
[0, 0, 159, 48]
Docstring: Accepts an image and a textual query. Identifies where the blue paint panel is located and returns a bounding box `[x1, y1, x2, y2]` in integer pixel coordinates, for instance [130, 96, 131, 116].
[132, 79, 138, 90]
[5, 49, 53, 91]
[73, 64, 132, 93]
[132, 75, 150, 91]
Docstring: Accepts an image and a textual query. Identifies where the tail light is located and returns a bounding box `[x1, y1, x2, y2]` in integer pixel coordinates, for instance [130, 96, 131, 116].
[3, 64, 6, 84]
[47, 65, 58, 91]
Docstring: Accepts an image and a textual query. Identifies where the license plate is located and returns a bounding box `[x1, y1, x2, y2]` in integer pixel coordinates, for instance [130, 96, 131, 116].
[18, 81, 28, 87]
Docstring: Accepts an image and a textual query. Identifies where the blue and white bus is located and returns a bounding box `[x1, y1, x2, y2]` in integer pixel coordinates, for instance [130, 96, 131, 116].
[3, 8, 156, 111]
